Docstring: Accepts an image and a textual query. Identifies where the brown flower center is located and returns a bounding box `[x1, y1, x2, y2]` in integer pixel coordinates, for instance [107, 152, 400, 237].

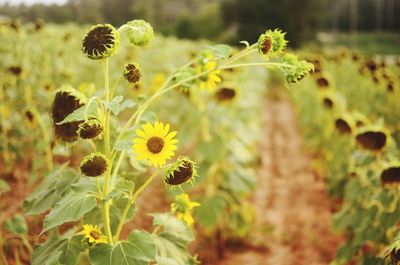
[82, 25, 115, 57]
[261, 37, 272, 55]
[147, 136, 164, 154]
[90, 231, 101, 240]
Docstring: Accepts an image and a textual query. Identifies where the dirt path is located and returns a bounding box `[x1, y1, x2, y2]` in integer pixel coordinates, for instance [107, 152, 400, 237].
[217, 93, 342, 265]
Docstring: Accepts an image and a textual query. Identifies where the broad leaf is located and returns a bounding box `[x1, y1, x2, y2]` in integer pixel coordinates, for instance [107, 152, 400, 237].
[43, 190, 97, 232]
[104, 96, 124, 116]
[57, 98, 97, 125]
[89, 230, 156, 265]
[208, 44, 232, 59]
[24, 167, 79, 215]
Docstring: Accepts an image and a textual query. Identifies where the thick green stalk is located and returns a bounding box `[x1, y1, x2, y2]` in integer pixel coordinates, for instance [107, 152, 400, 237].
[113, 169, 160, 242]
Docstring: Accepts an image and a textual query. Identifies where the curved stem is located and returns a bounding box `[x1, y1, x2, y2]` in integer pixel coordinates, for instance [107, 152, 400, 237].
[220, 62, 296, 70]
[113, 169, 160, 242]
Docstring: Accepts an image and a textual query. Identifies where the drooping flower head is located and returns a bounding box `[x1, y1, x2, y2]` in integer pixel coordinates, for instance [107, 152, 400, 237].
[81, 224, 107, 246]
[164, 157, 197, 186]
[133, 121, 178, 168]
[51, 85, 86, 142]
[282, 53, 314, 83]
[80, 152, 109, 177]
[257, 29, 288, 56]
[170, 193, 200, 226]
[123, 63, 141, 84]
[77, 119, 103, 140]
[82, 24, 120, 60]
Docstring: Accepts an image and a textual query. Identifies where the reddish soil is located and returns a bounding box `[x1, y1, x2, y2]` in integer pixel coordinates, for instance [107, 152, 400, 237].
[215, 93, 342, 265]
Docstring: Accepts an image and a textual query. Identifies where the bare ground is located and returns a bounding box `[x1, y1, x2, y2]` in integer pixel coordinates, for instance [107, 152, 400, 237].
[216, 93, 342, 265]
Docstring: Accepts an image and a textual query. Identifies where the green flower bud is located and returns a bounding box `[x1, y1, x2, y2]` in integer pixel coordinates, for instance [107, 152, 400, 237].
[282, 53, 314, 83]
[80, 152, 109, 177]
[257, 29, 288, 55]
[78, 119, 103, 140]
[164, 157, 197, 186]
[82, 24, 120, 60]
[51, 85, 86, 142]
[126, 20, 154, 46]
[123, 63, 141, 84]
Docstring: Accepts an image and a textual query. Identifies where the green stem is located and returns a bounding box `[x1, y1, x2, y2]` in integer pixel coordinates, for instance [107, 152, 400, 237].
[113, 169, 160, 242]
[220, 62, 296, 70]
[104, 59, 111, 157]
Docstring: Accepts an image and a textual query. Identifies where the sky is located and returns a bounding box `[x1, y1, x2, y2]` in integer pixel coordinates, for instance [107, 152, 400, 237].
[0, 0, 66, 5]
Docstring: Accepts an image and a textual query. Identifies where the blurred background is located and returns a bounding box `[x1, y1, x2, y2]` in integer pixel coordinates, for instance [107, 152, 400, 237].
[1, 0, 400, 54]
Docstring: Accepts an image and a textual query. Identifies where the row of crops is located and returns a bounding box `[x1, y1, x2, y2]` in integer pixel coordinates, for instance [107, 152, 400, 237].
[0, 20, 313, 264]
[291, 50, 400, 265]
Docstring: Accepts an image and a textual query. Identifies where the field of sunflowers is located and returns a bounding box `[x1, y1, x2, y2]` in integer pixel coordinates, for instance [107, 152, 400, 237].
[1, 18, 400, 265]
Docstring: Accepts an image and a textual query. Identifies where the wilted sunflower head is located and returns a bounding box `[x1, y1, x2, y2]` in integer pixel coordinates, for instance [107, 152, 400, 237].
[123, 63, 141, 84]
[257, 29, 288, 56]
[315, 72, 332, 89]
[282, 53, 314, 83]
[381, 164, 400, 185]
[51, 85, 86, 142]
[8, 66, 22, 76]
[214, 86, 238, 103]
[351, 112, 370, 128]
[82, 24, 119, 60]
[164, 157, 197, 186]
[77, 119, 103, 140]
[80, 152, 109, 177]
[355, 126, 388, 152]
[334, 114, 354, 135]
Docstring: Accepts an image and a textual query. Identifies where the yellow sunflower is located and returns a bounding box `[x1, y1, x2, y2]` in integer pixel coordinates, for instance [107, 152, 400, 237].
[197, 60, 222, 92]
[133, 121, 178, 168]
[171, 193, 200, 226]
[82, 224, 107, 245]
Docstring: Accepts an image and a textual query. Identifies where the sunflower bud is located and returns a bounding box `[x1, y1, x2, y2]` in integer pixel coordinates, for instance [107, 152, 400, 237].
[77, 119, 103, 140]
[51, 85, 86, 142]
[257, 29, 288, 56]
[164, 157, 197, 186]
[8, 66, 22, 76]
[126, 20, 154, 47]
[82, 24, 120, 60]
[355, 126, 388, 152]
[80, 152, 109, 177]
[282, 53, 314, 83]
[123, 63, 141, 84]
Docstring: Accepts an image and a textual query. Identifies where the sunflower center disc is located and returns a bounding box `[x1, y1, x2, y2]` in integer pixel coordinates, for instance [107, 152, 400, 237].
[147, 136, 164, 154]
[90, 231, 101, 240]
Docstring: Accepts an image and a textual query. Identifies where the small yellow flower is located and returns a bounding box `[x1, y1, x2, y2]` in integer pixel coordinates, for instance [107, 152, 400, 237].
[197, 58, 222, 92]
[171, 193, 200, 226]
[82, 224, 107, 245]
[133, 121, 178, 168]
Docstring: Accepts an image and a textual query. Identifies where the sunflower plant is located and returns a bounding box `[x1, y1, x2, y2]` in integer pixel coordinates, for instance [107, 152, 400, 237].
[21, 19, 312, 265]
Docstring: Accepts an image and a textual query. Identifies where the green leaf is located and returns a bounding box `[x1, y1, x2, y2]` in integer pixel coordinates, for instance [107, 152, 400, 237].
[89, 230, 156, 265]
[104, 96, 124, 115]
[208, 44, 232, 59]
[32, 235, 83, 265]
[43, 190, 97, 232]
[120, 99, 137, 113]
[3, 215, 27, 234]
[155, 256, 180, 265]
[57, 98, 97, 125]
[152, 213, 194, 245]
[195, 195, 227, 229]
[113, 129, 136, 152]
[24, 167, 79, 215]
